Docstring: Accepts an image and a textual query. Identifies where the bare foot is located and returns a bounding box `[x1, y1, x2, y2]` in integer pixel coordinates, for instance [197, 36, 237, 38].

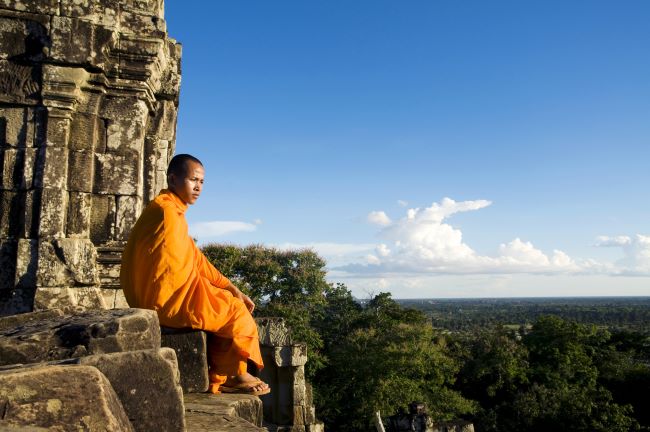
[222, 372, 270, 395]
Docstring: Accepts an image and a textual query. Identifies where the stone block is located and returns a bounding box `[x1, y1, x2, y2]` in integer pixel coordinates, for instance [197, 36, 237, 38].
[257, 317, 294, 346]
[0, 239, 16, 291]
[0, 365, 133, 431]
[94, 152, 140, 195]
[99, 287, 120, 309]
[43, 115, 70, 148]
[160, 327, 209, 393]
[37, 188, 67, 238]
[0, 0, 59, 15]
[33, 286, 107, 312]
[115, 195, 142, 241]
[21, 147, 38, 190]
[39, 146, 68, 188]
[0, 61, 41, 106]
[67, 348, 185, 432]
[184, 393, 263, 428]
[120, 10, 166, 37]
[59, 0, 119, 27]
[49, 16, 116, 68]
[101, 98, 148, 153]
[0, 190, 20, 238]
[67, 150, 95, 192]
[0, 148, 19, 190]
[0, 15, 49, 61]
[35, 238, 98, 287]
[90, 194, 116, 244]
[55, 238, 98, 284]
[272, 344, 308, 367]
[147, 100, 177, 141]
[67, 191, 92, 236]
[0, 308, 64, 332]
[0, 147, 37, 190]
[14, 238, 37, 288]
[0, 106, 34, 148]
[69, 112, 103, 151]
[0, 308, 160, 366]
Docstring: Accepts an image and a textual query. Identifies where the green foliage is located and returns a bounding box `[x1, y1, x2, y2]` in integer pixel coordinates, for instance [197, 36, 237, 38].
[314, 293, 476, 432]
[452, 316, 644, 432]
[203, 243, 648, 431]
[203, 244, 475, 431]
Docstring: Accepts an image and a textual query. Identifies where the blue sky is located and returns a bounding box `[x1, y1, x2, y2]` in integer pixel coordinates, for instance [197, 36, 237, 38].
[165, 1, 650, 298]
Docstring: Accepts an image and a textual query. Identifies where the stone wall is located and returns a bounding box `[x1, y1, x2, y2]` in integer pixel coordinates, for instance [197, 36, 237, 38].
[0, 0, 181, 316]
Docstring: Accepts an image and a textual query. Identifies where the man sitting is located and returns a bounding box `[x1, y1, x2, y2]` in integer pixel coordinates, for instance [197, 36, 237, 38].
[121, 154, 269, 395]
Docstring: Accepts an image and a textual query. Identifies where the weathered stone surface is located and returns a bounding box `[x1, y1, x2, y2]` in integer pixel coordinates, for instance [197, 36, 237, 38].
[34, 239, 99, 288]
[272, 345, 307, 368]
[0, 0, 181, 315]
[14, 238, 37, 288]
[90, 194, 116, 244]
[185, 412, 267, 432]
[115, 195, 142, 241]
[0, 364, 133, 431]
[94, 152, 141, 195]
[99, 287, 129, 309]
[37, 188, 66, 238]
[257, 318, 294, 346]
[184, 393, 264, 428]
[33, 286, 108, 311]
[66, 192, 92, 236]
[67, 150, 95, 192]
[0, 308, 64, 331]
[66, 348, 185, 432]
[0, 308, 160, 366]
[160, 327, 209, 393]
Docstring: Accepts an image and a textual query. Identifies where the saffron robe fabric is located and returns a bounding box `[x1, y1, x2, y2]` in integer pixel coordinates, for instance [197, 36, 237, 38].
[120, 189, 263, 387]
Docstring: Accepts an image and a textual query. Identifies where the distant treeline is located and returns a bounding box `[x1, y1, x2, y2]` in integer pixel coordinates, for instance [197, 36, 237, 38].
[397, 297, 650, 332]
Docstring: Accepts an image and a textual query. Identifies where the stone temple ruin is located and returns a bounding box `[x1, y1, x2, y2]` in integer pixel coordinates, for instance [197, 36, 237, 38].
[0, 1, 323, 430]
[0, 0, 179, 315]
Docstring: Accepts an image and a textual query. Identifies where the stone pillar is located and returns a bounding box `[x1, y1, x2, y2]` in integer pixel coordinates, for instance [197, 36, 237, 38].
[0, 0, 181, 316]
[257, 318, 324, 432]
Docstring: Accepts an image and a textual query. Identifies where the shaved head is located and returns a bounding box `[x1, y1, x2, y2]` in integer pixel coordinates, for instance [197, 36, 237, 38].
[167, 154, 203, 177]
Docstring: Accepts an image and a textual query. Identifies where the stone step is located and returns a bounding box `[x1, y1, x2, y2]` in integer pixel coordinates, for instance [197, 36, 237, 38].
[184, 393, 266, 432]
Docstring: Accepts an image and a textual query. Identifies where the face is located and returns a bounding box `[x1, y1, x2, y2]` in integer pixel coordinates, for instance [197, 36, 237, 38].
[168, 160, 205, 205]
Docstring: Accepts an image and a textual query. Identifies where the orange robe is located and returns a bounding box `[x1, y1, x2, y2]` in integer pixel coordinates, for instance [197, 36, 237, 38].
[120, 189, 263, 392]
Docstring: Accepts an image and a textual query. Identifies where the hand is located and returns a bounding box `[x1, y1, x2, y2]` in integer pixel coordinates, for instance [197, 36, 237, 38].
[228, 283, 255, 314]
[241, 294, 255, 314]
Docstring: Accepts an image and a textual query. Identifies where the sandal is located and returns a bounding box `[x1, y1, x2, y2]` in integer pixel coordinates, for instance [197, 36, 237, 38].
[219, 380, 271, 396]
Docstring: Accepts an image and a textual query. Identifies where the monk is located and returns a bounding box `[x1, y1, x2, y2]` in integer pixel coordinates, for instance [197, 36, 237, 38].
[120, 154, 270, 396]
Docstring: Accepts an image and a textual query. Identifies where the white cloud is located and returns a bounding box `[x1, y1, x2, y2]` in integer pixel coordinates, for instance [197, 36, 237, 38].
[336, 198, 601, 276]
[595, 234, 650, 275]
[367, 210, 392, 226]
[397, 200, 408, 207]
[190, 220, 257, 239]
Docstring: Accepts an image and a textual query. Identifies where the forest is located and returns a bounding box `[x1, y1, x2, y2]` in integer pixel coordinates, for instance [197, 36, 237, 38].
[203, 243, 650, 432]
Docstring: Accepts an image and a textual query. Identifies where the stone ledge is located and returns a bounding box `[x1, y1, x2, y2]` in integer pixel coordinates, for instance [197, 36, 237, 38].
[161, 327, 209, 393]
[184, 393, 265, 432]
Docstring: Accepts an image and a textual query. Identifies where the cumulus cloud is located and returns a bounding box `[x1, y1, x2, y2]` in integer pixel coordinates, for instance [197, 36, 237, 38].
[190, 220, 257, 239]
[595, 234, 650, 275]
[367, 211, 392, 226]
[337, 198, 592, 276]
